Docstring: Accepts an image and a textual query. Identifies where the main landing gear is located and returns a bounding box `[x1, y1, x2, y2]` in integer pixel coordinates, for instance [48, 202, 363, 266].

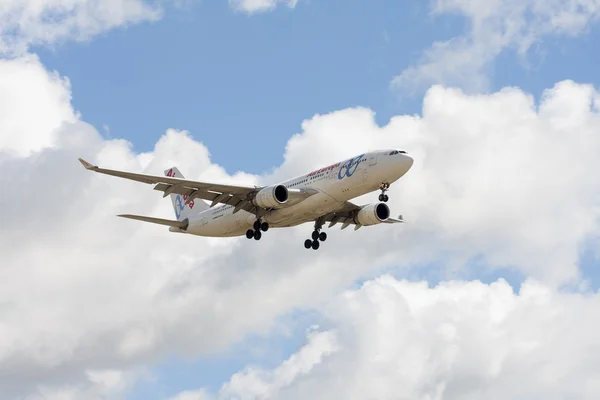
[246, 219, 269, 241]
[378, 182, 390, 202]
[304, 219, 327, 250]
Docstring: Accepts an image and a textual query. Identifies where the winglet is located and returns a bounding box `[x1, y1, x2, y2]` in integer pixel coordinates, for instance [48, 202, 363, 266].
[78, 158, 96, 170]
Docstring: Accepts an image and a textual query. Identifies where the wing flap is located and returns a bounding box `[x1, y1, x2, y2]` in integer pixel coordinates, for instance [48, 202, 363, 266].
[151, 183, 257, 214]
[153, 183, 225, 201]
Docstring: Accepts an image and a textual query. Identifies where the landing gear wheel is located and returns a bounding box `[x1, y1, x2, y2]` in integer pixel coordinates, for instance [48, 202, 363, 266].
[254, 230, 262, 240]
[253, 220, 261, 231]
[379, 183, 390, 202]
[246, 229, 254, 239]
[261, 222, 269, 232]
[306, 217, 327, 249]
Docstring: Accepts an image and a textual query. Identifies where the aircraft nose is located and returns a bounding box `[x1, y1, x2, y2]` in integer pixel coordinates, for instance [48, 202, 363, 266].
[400, 154, 414, 172]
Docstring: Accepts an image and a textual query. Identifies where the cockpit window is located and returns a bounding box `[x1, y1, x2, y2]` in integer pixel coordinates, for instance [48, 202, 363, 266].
[389, 150, 407, 155]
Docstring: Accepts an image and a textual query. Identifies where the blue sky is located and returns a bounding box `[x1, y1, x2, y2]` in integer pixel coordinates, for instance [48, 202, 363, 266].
[16, 0, 600, 398]
[34, 0, 465, 174]
[35, 1, 600, 178]
[34, 1, 600, 174]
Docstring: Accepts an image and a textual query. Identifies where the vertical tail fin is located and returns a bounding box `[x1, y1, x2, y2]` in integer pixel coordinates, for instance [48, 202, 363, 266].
[164, 167, 209, 221]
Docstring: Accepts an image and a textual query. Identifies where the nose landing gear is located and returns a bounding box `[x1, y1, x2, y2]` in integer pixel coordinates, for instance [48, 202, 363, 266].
[246, 219, 269, 241]
[379, 182, 390, 202]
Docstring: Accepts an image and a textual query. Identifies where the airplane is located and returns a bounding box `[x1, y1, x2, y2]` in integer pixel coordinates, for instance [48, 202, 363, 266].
[78, 149, 413, 250]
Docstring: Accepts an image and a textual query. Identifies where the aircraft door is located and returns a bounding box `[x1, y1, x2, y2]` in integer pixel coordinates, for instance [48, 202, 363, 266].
[368, 153, 378, 166]
[363, 153, 377, 185]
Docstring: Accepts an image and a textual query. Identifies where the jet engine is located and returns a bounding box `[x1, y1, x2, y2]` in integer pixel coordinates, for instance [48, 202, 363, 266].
[253, 184, 289, 209]
[354, 202, 390, 226]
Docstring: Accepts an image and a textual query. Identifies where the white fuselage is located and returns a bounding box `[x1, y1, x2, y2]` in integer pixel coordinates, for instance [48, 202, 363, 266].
[180, 150, 413, 237]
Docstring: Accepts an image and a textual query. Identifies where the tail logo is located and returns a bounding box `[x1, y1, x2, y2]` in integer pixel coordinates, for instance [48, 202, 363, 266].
[174, 194, 195, 219]
[175, 194, 196, 215]
[175, 195, 185, 219]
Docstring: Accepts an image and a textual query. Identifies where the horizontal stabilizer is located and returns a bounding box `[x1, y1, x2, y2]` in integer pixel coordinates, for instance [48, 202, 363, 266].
[117, 214, 188, 229]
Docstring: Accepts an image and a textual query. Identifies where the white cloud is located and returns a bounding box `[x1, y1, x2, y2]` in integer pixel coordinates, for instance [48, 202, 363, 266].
[228, 0, 299, 14]
[1, 55, 600, 398]
[168, 389, 213, 400]
[22, 369, 141, 400]
[190, 276, 600, 400]
[218, 330, 339, 400]
[0, 0, 162, 54]
[0, 53, 76, 157]
[393, 0, 600, 93]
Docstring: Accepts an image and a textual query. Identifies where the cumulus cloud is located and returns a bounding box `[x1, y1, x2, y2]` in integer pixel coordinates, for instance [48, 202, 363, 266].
[0, 54, 76, 157]
[393, 0, 600, 93]
[215, 330, 339, 399]
[1, 55, 600, 398]
[0, 0, 162, 54]
[22, 369, 140, 400]
[168, 389, 213, 400]
[228, 0, 299, 14]
[186, 276, 600, 400]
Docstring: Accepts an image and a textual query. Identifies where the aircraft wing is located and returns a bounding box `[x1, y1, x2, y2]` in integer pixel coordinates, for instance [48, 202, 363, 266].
[320, 201, 405, 231]
[78, 158, 294, 215]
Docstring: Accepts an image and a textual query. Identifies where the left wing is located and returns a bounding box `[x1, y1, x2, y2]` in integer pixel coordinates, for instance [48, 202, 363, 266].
[78, 158, 314, 215]
[320, 201, 405, 231]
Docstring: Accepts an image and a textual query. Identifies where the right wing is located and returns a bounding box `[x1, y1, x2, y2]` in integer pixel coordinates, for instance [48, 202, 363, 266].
[78, 158, 316, 215]
[320, 201, 405, 230]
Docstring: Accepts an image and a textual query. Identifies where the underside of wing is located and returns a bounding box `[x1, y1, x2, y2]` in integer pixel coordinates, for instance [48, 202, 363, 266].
[78, 158, 317, 215]
[79, 158, 253, 194]
[79, 158, 260, 213]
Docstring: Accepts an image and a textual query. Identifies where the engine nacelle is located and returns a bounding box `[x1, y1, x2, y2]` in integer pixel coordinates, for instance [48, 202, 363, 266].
[355, 202, 390, 226]
[253, 184, 289, 209]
